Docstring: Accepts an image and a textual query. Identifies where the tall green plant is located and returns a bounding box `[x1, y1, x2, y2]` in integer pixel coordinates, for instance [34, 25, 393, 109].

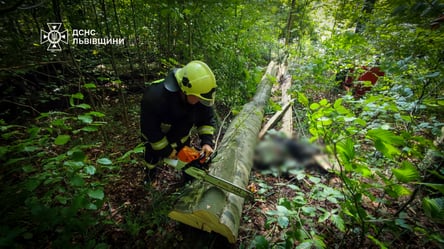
[295, 86, 444, 247]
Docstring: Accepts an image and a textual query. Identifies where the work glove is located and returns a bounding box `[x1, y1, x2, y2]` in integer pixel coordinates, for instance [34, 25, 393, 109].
[201, 144, 214, 158]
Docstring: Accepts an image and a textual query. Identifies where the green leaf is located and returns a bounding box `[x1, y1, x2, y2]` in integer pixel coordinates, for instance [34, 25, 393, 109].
[71, 150, 86, 162]
[71, 92, 84, 100]
[333, 98, 343, 109]
[64, 160, 85, 171]
[84, 166, 96, 175]
[97, 158, 112, 165]
[87, 111, 105, 117]
[54, 135, 71, 145]
[392, 161, 419, 183]
[422, 197, 444, 219]
[25, 178, 42, 191]
[308, 176, 321, 184]
[277, 216, 289, 228]
[302, 206, 316, 216]
[84, 83, 97, 89]
[70, 174, 85, 186]
[336, 138, 355, 163]
[296, 241, 314, 249]
[78, 126, 99, 132]
[389, 185, 412, 197]
[330, 214, 345, 232]
[70, 93, 84, 107]
[55, 195, 69, 205]
[78, 114, 93, 124]
[75, 103, 91, 110]
[318, 212, 330, 223]
[367, 129, 405, 146]
[250, 235, 269, 249]
[367, 129, 404, 158]
[318, 117, 332, 126]
[23, 146, 39, 152]
[310, 103, 320, 110]
[374, 139, 400, 159]
[276, 205, 289, 215]
[22, 165, 36, 173]
[298, 92, 309, 107]
[312, 235, 326, 249]
[319, 98, 329, 106]
[356, 164, 372, 177]
[88, 189, 104, 200]
[395, 218, 412, 231]
[318, 211, 330, 222]
[353, 118, 367, 126]
[367, 235, 388, 249]
[121, 144, 145, 159]
[86, 203, 98, 210]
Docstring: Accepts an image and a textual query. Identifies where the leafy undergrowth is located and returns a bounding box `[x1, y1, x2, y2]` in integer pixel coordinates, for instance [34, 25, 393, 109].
[101, 106, 442, 249]
[100, 94, 443, 249]
[102, 158, 441, 249]
[1, 90, 442, 249]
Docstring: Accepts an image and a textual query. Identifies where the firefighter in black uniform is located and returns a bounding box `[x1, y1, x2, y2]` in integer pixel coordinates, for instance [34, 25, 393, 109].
[140, 60, 217, 181]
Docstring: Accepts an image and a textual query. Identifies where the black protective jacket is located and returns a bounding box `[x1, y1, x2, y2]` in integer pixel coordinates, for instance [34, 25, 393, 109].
[140, 71, 216, 163]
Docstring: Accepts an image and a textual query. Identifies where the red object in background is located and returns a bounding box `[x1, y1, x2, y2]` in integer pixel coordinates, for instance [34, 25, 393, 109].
[340, 66, 385, 98]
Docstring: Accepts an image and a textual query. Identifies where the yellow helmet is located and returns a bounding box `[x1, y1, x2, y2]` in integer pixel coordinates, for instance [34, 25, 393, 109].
[175, 60, 216, 106]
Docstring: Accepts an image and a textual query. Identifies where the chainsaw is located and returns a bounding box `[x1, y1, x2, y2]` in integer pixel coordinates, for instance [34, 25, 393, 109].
[163, 146, 253, 199]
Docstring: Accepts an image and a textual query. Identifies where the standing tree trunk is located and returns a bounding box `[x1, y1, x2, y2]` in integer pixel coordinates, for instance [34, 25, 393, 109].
[168, 61, 280, 243]
[355, 0, 377, 33]
[278, 63, 293, 137]
[284, 0, 296, 45]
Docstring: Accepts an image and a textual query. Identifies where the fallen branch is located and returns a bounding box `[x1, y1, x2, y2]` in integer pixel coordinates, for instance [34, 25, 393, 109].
[258, 101, 293, 139]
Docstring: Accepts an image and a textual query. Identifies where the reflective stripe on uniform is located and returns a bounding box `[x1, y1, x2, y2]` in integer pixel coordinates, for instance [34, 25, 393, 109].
[150, 136, 169, 150]
[198, 125, 215, 135]
[145, 79, 164, 86]
[141, 160, 156, 169]
[171, 134, 190, 149]
[180, 134, 190, 143]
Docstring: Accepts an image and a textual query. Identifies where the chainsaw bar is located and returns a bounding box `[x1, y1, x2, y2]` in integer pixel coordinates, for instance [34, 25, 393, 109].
[163, 158, 253, 199]
[184, 167, 253, 199]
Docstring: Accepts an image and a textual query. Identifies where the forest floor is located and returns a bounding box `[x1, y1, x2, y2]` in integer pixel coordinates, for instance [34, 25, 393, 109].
[98, 94, 441, 249]
[98, 94, 322, 249]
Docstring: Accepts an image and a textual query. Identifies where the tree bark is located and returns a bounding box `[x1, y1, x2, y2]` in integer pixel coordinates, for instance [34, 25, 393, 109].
[355, 0, 377, 33]
[284, 0, 296, 45]
[278, 64, 293, 138]
[258, 101, 292, 139]
[168, 61, 279, 243]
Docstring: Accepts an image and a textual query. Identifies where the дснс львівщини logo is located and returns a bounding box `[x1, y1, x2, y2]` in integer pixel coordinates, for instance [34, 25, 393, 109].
[40, 23, 125, 50]
[40, 23, 68, 52]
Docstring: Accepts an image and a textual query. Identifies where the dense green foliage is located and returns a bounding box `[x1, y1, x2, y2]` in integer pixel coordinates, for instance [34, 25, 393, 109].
[251, 1, 444, 248]
[1, 0, 443, 248]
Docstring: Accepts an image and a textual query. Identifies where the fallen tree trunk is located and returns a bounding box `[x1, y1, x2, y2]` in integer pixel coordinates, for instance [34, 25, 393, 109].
[279, 65, 293, 138]
[258, 62, 294, 139]
[168, 61, 279, 243]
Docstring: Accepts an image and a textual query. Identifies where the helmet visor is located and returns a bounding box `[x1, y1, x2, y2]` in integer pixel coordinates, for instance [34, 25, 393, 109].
[199, 98, 214, 107]
[199, 87, 216, 106]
